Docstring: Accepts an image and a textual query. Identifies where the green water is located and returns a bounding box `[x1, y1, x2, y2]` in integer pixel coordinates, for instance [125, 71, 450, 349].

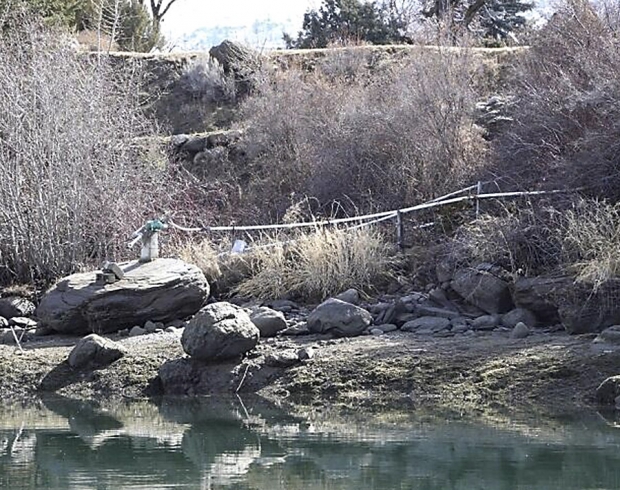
[2, 396, 620, 490]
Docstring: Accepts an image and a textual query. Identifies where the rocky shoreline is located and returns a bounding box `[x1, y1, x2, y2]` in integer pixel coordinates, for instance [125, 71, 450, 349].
[3, 258, 620, 415]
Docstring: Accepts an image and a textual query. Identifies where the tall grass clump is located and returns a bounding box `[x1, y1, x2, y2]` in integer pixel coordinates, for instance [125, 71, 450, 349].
[0, 23, 173, 285]
[495, 0, 620, 199]
[237, 45, 487, 219]
[563, 199, 620, 289]
[235, 227, 396, 301]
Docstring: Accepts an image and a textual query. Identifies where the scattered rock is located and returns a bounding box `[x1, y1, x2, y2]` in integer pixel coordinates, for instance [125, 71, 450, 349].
[370, 328, 384, 335]
[249, 307, 287, 337]
[129, 326, 146, 337]
[451, 323, 470, 334]
[0, 296, 35, 320]
[265, 299, 299, 312]
[144, 320, 158, 333]
[594, 325, 620, 344]
[280, 323, 310, 336]
[181, 302, 259, 361]
[68, 334, 127, 368]
[36, 258, 209, 335]
[297, 347, 315, 361]
[165, 326, 179, 334]
[0, 316, 8, 328]
[451, 265, 513, 314]
[374, 323, 398, 333]
[596, 375, 620, 405]
[374, 301, 406, 325]
[472, 315, 499, 330]
[334, 288, 360, 305]
[501, 308, 537, 328]
[401, 317, 451, 334]
[265, 350, 300, 368]
[415, 305, 461, 319]
[167, 319, 187, 329]
[307, 298, 372, 337]
[510, 322, 530, 339]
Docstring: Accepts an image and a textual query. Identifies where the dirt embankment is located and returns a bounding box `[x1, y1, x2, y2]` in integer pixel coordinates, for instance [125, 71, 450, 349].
[1, 326, 618, 417]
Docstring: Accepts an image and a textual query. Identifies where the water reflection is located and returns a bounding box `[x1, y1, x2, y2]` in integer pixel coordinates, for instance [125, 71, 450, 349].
[2, 396, 620, 489]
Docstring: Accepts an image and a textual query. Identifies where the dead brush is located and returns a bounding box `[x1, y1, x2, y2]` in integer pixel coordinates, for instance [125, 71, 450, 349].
[235, 227, 398, 301]
[177, 239, 222, 285]
[238, 43, 488, 218]
[563, 199, 620, 289]
[450, 205, 565, 275]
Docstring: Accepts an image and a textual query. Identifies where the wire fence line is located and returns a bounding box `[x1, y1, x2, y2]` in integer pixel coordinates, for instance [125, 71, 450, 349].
[168, 182, 579, 236]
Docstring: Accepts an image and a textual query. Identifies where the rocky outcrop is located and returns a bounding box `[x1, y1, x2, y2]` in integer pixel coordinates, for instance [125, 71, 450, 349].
[181, 302, 259, 361]
[209, 40, 262, 96]
[307, 298, 372, 337]
[68, 334, 127, 368]
[36, 259, 209, 335]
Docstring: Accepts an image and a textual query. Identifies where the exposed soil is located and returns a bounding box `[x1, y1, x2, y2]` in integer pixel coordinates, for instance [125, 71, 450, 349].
[1, 327, 618, 417]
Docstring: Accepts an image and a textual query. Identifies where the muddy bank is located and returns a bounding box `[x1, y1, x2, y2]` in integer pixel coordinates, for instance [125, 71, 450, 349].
[1, 327, 619, 417]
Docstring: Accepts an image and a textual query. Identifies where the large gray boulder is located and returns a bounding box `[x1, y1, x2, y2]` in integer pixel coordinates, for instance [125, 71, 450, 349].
[249, 306, 287, 337]
[36, 259, 209, 335]
[451, 264, 513, 314]
[181, 302, 259, 361]
[68, 334, 127, 368]
[307, 298, 372, 337]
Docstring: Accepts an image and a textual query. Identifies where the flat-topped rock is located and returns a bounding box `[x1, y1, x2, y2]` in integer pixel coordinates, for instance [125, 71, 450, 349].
[36, 259, 209, 335]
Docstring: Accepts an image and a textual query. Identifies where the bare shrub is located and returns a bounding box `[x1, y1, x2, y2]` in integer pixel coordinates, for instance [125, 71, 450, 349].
[180, 55, 236, 104]
[238, 45, 487, 219]
[235, 227, 397, 301]
[563, 199, 620, 289]
[0, 24, 177, 285]
[450, 205, 565, 275]
[494, 0, 620, 199]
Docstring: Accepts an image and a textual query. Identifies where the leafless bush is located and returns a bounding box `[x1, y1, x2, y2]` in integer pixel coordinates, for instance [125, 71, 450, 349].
[494, 0, 620, 200]
[449, 205, 565, 275]
[0, 24, 180, 285]
[238, 45, 487, 218]
[180, 55, 236, 104]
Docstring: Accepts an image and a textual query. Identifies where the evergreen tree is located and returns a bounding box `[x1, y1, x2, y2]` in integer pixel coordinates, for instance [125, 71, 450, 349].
[423, 0, 532, 40]
[284, 0, 408, 49]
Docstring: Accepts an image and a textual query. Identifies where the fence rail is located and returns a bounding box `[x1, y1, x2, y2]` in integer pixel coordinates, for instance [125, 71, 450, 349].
[168, 183, 579, 241]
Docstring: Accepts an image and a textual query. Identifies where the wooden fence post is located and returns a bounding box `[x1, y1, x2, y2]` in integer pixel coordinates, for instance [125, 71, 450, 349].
[396, 211, 404, 249]
[475, 181, 482, 219]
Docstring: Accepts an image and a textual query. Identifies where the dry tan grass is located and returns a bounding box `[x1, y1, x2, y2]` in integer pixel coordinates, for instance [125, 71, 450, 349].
[564, 199, 620, 289]
[235, 227, 397, 301]
[177, 239, 222, 284]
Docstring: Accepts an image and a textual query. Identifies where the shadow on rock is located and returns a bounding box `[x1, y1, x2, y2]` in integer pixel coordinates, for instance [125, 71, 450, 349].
[38, 361, 84, 393]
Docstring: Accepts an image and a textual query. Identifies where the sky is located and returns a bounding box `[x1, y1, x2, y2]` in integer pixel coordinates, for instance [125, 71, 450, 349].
[161, 0, 321, 48]
[160, 0, 554, 50]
